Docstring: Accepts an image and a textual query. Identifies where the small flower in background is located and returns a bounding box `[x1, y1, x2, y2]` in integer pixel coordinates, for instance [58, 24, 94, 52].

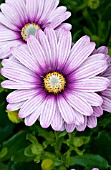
[1, 28, 110, 132]
[0, 0, 71, 59]
[92, 168, 99, 170]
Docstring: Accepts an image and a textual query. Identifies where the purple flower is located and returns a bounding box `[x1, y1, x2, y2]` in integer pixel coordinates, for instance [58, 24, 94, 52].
[92, 168, 99, 170]
[0, 0, 71, 59]
[64, 46, 111, 133]
[1, 28, 110, 131]
[94, 46, 111, 113]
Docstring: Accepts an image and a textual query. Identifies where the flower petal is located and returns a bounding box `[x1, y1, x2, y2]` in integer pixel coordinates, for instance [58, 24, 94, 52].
[87, 116, 97, 128]
[51, 106, 63, 131]
[11, 47, 41, 73]
[64, 91, 93, 116]
[73, 60, 108, 80]
[73, 77, 110, 92]
[6, 89, 38, 103]
[25, 106, 41, 126]
[72, 92, 103, 106]
[7, 101, 25, 111]
[57, 30, 71, 70]
[0, 30, 20, 41]
[57, 94, 75, 124]
[27, 34, 47, 71]
[19, 94, 45, 118]
[65, 123, 75, 133]
[93, 106, 103, 117]
[0, 13, 19, 31]
[76, 117, 87, 131]
[44, 27, 57, 68]
[1, 67, 37, 82]
[26, 0, 38, 21]
[1, 80, 37, 89]
[102, 96, 111, 112]
[40, 96, 56, 128]
[65, 42, 95, 73]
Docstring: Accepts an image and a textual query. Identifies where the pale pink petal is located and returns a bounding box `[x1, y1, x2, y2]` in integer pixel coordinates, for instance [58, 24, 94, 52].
[44, 27, 57, 68]
[7, 101, 25, 111]
[27, 34, 47, 70]
[73, 77, 110, 92]
[0, 30, 20, 41]
[6, 89, 38, 103]
[65, 42, 95, 73]
[73, 60, 108, 80]
[65, 123, 75, 133]
[57, 30, 71, 70]
[51, 106, 63, 131]
[76, 117, 87, 131]
[64, 91, 93, 116]
[87, 116, 97, 128]
[102, 96, 111, 112]
[11, 47, 41, 73]
[26, 0, 38, 21]
[1, 67, 37, 82]
[19, 94, 45, 118]
[40, 96, 56, 128]
[25, 105, 42, 126]
[57, 94, 75, 124]
[1, 4, 22, 27]
[1, 80, 37, 89]
[93, 106, 103, 117]
[72, 92, 103, 106]
[0, 13, 19, 31]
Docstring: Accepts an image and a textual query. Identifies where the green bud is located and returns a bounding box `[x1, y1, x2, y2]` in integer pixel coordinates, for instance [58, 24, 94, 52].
[88, 0, 100, 9]
[6, 110, 22, 123]
[73, 137, 83, 147]
[41, 159, 54, 170]
[58, 166, 67, 170]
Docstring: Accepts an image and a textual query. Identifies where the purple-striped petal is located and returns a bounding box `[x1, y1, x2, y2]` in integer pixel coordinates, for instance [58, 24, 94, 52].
[7, 101, 25, 111]
[51, 107, 63, 131]
[57, 30, 71, 70]
[6, 89, 38, 103]
[19, 94, 45, 118]
[1, 80, 38, 89]
[65, 43, 96, 74]
[11, 47, 41, 73]
[73, 60, 108, 80]
[44, 27, 57, 68]
[87, 116, 97, 128]
[72, 92, 103, 106]
[93, 106, 103, 117]
[73, 77, 110, 92]
[102, 96, 111, 112]
[65, 123, 75, 133]
[57, 94, 75, 124]
[64, 91, 93, 116]
[40, 96, 56, 128]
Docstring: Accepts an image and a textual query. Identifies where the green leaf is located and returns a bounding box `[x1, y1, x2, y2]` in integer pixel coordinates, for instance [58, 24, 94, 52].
[69, 154, 109, 169]
[0, 147, 7, 158]
[1, 131, 28, 161]
[11, 162, 41, 170]
[11, 149, 34, 162]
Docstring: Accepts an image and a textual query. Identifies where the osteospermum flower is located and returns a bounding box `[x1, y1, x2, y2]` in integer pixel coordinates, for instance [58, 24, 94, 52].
[1, 28, 110, 131]
[63, 46, 111, 133]
[0, 0, 71, 59]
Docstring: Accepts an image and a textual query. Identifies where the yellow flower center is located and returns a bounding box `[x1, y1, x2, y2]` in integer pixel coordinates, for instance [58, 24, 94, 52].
[44, 72, 66, 94]
[21, 23, 40, 41]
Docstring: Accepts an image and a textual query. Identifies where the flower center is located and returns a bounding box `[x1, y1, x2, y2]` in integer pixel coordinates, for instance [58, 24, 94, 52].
[21, 23, 40, 41]
[44, 72, 66, 94]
